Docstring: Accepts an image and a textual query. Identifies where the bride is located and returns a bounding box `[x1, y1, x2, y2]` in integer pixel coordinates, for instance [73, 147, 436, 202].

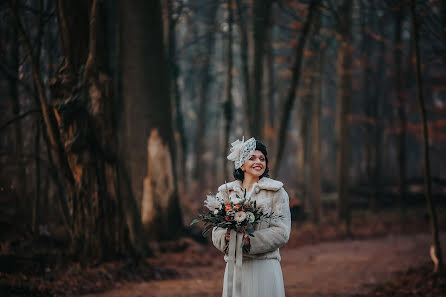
[212, 137, 291, 297]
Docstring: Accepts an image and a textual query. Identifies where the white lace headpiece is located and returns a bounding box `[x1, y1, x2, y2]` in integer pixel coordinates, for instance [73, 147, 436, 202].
[227, 137, 256, 169]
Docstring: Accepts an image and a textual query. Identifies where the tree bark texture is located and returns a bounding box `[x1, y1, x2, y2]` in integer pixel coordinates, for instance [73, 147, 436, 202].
[120, 0, 183, 240]
[12, 0, 150, 260]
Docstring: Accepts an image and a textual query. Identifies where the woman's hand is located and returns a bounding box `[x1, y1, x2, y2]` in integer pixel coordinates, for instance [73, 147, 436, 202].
[243, 234, 250, 247]
[225, 229, 250, 246]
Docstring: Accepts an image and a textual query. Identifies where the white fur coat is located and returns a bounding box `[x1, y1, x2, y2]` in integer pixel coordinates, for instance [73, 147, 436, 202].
[212, 177, 291, 262]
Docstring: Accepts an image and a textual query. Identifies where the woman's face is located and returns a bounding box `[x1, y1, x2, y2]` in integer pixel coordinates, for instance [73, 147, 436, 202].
[240, 150, 266, 179]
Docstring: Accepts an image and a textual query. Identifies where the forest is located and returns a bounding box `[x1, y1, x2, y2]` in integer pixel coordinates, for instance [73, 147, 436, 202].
[1, 0, 446, 296]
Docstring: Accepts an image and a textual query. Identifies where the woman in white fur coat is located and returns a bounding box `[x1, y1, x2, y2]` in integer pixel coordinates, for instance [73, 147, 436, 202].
[212, 137, 291, 297]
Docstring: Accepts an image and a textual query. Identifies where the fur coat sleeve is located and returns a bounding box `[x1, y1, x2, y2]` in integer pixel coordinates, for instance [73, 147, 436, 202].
[248, 188, 291, 254]
[212, 226, 228, 254]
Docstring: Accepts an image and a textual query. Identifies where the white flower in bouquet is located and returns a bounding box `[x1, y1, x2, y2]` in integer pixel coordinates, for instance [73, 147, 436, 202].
[205, 194, 222, 212]
[246, 212, 255, 223]
[214, 209, 219, 215]
[215, 192, 225, 203]
[234, 211, 247, 222]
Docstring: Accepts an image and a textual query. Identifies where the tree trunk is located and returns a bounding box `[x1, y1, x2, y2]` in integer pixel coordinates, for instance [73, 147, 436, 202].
[164, 0, 187, 193]
[120, 0, 183, 241]
[234, 0, 252, 135]
[335, 0, 353, 235]
[12, 0, 150, 260]
[394, 6, 407, 216]
[371, 16, 385, 213]
[9, 24, 27, 226]
[249, 0, 272, 139]
[410, 0, 443, 274]
[223, 0, 234, 181]
[273, 0, 318, 177]
[310, 34, 324, 224]
[192, 3, 218, 182]
[264, 22, 275, 132]
[297, 96, 311, 214]
[32, 118, 41, 235]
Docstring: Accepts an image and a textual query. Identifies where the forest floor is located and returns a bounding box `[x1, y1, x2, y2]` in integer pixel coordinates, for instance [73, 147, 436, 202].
[2, 209, 446, 297]
[77, 232, 446, 297]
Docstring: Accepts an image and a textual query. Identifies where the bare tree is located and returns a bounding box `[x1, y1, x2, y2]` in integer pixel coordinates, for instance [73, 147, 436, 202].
[335, 0, 353, 234]
[223, 0, 235, 181]
[394, 3, 407, 216]
[163, 0, 188, 193]
[310, 20, 324, 224]
[409, 0, 443, 274]
[273, 0, 319, 177]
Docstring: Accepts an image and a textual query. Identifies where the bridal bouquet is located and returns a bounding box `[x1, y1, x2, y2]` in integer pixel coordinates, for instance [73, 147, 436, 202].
[191, 185, 281, 239]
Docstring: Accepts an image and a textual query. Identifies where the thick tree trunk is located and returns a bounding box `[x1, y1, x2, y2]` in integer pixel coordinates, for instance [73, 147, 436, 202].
[273, 0, 318, 177]
[120, 0, 182, 240]
[249, 0, 272, 139]
[12, 0, 150, 260]
[410, 0, 443, 274]
[335, 0, 353, 235]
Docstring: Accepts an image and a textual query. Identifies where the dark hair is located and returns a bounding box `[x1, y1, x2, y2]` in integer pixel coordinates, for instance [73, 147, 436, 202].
[233, 140, 270, 181]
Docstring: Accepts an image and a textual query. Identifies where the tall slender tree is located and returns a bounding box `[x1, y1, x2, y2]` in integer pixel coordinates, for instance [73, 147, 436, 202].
[163, 0, 188, 192]
[310, 18, 324, 224]
[223, 0, 234, 181]
[335, 0, 353, 234]
[409, 0, 443, 274]
[394, 4, 407, 216]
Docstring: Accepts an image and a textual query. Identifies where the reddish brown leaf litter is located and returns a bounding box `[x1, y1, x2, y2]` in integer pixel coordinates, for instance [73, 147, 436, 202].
[80, 233, 446, 297]
[1, 210, 445, 297]
[352, 265, 446, 297]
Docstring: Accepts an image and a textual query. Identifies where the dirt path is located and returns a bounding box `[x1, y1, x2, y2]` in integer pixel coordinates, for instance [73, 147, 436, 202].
[80, 233, 444, 297]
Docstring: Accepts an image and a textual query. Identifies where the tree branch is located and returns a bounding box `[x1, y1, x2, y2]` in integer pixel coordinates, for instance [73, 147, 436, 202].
[0, 108, 41, 131]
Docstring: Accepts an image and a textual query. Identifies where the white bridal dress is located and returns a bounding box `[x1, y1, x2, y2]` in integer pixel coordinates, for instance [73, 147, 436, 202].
[222, 258, 286, 297]
[212, 177, 291, 297]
